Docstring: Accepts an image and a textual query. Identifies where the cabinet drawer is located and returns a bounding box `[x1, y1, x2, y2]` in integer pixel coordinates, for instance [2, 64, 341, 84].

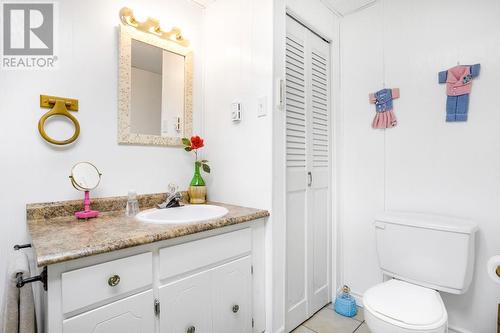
[62, 252, 152, 314]
[159, 228, 251, 280]
[63, 290, 154, 333]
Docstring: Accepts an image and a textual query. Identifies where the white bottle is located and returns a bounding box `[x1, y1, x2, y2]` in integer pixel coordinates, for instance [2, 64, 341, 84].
[126, 190, 139, 216]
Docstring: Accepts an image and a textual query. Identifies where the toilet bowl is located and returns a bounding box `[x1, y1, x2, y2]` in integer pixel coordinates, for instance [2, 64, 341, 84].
[363, 279, 447, 333]
[365, 212, 477, 333]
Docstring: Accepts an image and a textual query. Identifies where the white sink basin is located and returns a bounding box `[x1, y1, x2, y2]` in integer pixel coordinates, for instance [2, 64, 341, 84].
[136, 205, 229, 224]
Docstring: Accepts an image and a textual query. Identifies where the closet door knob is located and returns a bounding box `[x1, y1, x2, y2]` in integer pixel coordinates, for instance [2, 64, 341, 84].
[187, 326, 196, 333]
[307, 172, 313, 187]
[232, 304, 240, 313]
[108, 274, 120, 287]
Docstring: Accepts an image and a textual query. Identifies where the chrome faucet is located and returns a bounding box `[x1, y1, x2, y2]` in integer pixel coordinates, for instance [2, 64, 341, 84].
[157, 183, 182, 209]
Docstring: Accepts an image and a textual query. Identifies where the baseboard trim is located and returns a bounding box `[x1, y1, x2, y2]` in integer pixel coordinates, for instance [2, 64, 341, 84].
[448, 326, 472, 333]
[274, 326, 285, 333]
[350, 290, 364, 308]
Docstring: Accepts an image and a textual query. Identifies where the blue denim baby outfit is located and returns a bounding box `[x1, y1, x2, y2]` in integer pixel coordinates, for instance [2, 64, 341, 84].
[438, 64, 480, 122]
[373, 89, 394, 113]
[444, 94, 469, 122]
[369, 88, 400, 129]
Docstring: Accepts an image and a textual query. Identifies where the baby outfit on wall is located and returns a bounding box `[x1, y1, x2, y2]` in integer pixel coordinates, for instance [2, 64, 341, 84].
[369, 88, 400, 129]
[438, 64, 480, 122]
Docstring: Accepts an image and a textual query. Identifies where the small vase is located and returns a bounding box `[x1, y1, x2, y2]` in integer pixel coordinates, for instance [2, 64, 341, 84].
[189, 163, 206, 204]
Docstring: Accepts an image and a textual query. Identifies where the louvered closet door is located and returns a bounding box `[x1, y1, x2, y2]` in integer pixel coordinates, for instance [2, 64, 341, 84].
[285, 16, 309, 332]
[307, 30, 330, 315]
[285, 15, 331, 332]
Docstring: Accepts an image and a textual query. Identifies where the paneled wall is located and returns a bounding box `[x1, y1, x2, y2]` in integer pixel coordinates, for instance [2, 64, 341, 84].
[0, 0, 204, 312]
[202, 0, 273, 210]
[202, 1, 274, 330]
[340, 1, 500, 332]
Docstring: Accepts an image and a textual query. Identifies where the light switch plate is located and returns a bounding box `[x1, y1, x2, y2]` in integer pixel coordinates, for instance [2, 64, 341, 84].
[257, 97, 267, 117]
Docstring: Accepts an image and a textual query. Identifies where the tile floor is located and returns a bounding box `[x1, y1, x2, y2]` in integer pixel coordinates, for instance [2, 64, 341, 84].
[291, 304, 370, 333]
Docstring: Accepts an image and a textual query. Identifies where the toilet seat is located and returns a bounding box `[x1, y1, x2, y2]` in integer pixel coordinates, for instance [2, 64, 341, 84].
[364, 279, 447, 332]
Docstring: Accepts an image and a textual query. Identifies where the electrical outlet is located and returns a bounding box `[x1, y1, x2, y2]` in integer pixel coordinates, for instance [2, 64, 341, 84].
[232, 102, 242, 122]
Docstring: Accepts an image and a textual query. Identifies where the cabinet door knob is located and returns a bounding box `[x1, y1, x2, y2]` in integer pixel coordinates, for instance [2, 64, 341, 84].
[232, 304, 240, 313]
[108, 274, 120, 287]
[187, 326, 196, 333]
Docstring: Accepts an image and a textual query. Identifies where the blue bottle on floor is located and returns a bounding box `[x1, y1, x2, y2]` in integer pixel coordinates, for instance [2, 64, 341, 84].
[334, 285, 357, 317]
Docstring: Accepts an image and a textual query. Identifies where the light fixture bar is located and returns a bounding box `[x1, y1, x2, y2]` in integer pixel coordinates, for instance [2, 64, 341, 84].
[119, 7, 189, 47]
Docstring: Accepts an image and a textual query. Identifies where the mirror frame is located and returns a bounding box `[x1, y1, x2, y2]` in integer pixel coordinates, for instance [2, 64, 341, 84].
[118, 24, 193, 146]
[70, 161, 102, 191]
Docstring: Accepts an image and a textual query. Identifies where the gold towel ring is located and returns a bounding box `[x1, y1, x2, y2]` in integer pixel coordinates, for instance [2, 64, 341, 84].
[38, 95, 80, 145]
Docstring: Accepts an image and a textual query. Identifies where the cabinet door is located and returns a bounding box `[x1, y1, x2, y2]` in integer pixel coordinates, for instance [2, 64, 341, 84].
[62, 290, 154, 333]
[159, 270, 212, 333]
[212, 256, 252, 333]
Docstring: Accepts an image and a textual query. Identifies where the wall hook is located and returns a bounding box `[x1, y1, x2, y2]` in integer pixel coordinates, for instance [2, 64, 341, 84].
[38, 95, 80, 145]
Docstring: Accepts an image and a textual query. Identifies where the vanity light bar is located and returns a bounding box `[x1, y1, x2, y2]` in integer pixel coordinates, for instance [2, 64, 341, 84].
[119, 7, 189, 47]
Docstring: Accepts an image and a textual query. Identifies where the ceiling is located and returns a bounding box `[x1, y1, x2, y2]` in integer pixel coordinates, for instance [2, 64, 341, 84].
[190, 0, 376, 16]
[322, 0, 376, 15]
[189, 0, 216, 8]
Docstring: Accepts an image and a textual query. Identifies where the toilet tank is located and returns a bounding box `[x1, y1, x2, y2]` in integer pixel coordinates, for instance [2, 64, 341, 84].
[374, 212, 478, 294]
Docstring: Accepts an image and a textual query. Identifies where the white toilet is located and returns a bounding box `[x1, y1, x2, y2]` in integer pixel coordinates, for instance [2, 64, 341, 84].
[364, 212, 478, 333]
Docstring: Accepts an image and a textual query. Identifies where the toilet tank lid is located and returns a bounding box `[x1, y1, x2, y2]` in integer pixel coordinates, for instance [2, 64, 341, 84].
[375, 211, 478, 234]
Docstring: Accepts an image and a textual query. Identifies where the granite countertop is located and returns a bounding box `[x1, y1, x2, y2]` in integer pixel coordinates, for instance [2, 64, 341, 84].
[26, 193, 269, 267]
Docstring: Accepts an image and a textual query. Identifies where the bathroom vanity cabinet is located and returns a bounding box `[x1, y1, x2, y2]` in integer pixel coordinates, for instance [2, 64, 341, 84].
[42, 223, 266, 333]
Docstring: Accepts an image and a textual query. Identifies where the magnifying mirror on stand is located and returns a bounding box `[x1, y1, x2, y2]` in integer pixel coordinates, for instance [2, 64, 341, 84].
[69, 162, 102, 220]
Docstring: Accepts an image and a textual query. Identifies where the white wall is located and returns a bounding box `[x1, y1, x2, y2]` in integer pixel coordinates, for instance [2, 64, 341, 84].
[202, 0, 273, 210]
[0, 0, 204, 310]
[202, 1, 274, 331]
[340, 0, 500, 332]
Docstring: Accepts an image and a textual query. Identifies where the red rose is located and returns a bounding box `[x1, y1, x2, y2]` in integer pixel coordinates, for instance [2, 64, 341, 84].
[190, 136, 204, 149]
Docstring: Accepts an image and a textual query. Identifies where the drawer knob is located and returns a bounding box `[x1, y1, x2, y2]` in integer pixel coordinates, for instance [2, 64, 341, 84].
[232, 304, 240, 313]
[108, 274, 120, 287]
[187, 326, 195, 333]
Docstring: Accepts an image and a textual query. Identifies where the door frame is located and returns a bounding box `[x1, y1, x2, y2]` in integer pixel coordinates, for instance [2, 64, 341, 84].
[272, 3, 342, 333]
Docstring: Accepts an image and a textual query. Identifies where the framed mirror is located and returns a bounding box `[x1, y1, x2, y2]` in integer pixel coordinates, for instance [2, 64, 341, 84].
[70, 162, 102, 191]
[69, 162, 102, 219]
[118, 24, 193, 146]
